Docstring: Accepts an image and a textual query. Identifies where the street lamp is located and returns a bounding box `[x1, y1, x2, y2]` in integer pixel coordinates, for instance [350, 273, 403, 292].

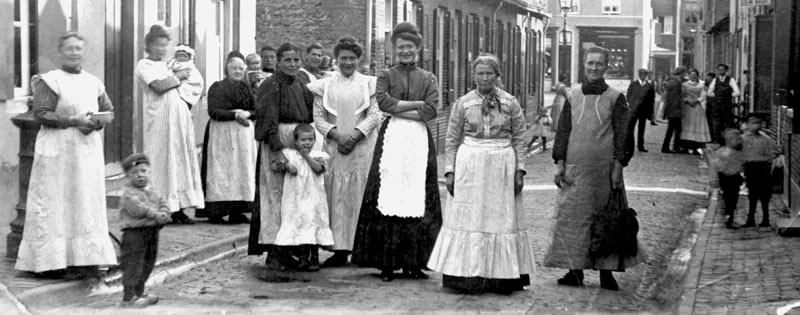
[559, 0, 573, 83]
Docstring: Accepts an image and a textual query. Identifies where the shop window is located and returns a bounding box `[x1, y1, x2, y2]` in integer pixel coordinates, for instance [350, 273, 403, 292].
[602, 0, 620, 15]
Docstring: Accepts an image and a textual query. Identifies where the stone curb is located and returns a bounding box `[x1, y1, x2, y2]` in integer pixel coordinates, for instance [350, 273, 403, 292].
[14, 232, 248, 310]
[674, 189, 717, 314]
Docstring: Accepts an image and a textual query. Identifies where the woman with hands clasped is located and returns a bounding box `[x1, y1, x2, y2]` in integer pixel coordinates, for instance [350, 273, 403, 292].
[197, 51, 258, 224]
[427, 54, 534, 295]
[544, 46, 646, 291]
[16, 32, 118, 276]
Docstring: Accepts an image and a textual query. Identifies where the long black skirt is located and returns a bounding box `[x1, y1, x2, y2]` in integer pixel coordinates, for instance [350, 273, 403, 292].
[351, 118, 443, 270]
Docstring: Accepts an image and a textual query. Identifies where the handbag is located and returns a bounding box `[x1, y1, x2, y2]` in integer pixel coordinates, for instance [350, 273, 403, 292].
[590, 189, 639, 258]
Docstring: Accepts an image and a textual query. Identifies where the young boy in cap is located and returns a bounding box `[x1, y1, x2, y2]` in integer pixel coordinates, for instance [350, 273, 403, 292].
[741, 113, 778, 227]
[119, 153, 171, 307]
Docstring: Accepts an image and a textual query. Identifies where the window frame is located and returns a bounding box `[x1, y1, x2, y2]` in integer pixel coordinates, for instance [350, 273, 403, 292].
[601, 0, 621, 15]
[13, 0, 31, 98]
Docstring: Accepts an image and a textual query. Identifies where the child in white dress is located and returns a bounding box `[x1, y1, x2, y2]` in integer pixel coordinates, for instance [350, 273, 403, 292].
[527, 107, 554, 152]
[274, 123, 334, 271]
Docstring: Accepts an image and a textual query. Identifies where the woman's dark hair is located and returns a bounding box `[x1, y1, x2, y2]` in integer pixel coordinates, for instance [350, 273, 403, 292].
[224, 50, 245, 77]
[144, 25, 171, 52]
[333, 36, 363, 58]
[390, 22, 422, 47]
[306, 43, 323, 54]
[687, 68, 700, 76]
[293, 123, 316, 140]
[672, 66, 688, 76]
[260, 45, 276, 54]
[276, 43, 302, 61]
[57, 31, 84, 50]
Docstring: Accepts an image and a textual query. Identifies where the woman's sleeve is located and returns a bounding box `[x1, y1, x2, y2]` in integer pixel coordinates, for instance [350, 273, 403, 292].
[418, 74, 439, 122]
[207, 82, 236, 121]
[509, 98, 528, 173]
[97, 92, 114, 113]
[254, 81, 280, 152]
[136, 60, 181, 94]
[313, 93, 335, 137]
[33, 79, 73, 128]
[552, 98, 572, 163]
[444, 98, 466, 175]
[355, 85, 384, 136]
[612, 93, 634, 166]
[376, 70, 400, 113]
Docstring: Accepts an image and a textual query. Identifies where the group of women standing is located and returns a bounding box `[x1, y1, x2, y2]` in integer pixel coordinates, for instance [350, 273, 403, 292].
[15, 21, 645, 295]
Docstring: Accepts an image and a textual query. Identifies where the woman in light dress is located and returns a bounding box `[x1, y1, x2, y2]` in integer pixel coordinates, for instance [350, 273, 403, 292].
[308, 37, 384, 267]
[427, 54, 535, 294]
[680, 68, 712, 155]
[134, 25, 204, 224]
[16, 32, 117, 276]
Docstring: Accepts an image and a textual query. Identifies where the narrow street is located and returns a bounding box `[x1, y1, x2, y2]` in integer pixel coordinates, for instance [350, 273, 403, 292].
[48, 124, 710, 314]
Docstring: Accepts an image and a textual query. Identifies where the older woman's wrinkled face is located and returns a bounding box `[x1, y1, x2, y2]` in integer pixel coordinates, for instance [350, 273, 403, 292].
[395, 38, 419, 64]
[337, 50, 359, 77]
[226, 57, 246, 81]
[148, 37, 170, 61]
[59, 37, 84, 69]
[473, 64, 498, 93]
[279, 50, 302, 76]
[584, 52, 608, 82]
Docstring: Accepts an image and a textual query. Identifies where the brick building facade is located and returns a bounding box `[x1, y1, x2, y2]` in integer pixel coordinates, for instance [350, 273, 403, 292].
[256, 0, 550, 152]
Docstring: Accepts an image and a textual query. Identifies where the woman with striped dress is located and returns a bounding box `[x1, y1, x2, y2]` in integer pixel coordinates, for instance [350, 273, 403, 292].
[134, 25, 204, 224]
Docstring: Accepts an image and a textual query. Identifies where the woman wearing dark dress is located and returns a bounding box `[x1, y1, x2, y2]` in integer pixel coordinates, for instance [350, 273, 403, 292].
[351, 22, 443, 282]
[197, 51, 257, 224]
[249, 43, 324, 270]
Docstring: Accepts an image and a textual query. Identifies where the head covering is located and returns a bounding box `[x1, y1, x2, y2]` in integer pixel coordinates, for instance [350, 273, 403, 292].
[123, 153, 150, 171]
[638, 68, 649, 74]
[175, 44, 196, 59]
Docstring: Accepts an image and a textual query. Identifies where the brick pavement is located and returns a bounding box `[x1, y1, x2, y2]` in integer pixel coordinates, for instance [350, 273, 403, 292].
[683, 170, 800, 314]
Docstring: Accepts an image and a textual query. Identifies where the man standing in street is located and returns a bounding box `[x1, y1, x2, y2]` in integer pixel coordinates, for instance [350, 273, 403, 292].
[661, 66, 687, 154]
[707, 64, 741, 144]
[627, 68, 656, 152]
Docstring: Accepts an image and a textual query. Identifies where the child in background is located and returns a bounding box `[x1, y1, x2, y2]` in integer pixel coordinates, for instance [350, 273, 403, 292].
[118, 153, 171, 308]
[709, 129, 744, 229]
[527, 106, 554, 152]
[169, 45, 205, 109]
[741, 113, 778, 227]
[273, 123, 334, 271]
[245, 53, 269, 96]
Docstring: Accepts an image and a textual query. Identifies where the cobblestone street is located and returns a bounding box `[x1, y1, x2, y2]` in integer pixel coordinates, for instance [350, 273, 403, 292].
[42, 125, 713, 314]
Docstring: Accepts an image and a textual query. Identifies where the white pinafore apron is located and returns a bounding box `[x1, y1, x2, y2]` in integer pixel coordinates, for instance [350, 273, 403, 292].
[205, 120, 258, 202]
[16, 70, 118, 272]
[375, 116, 429, 218]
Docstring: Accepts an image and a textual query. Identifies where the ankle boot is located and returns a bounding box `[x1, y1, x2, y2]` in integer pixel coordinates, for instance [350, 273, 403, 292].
[600, 271, 619, 291]
[742, 216, 756, 227]
[556, 269, 584, 287]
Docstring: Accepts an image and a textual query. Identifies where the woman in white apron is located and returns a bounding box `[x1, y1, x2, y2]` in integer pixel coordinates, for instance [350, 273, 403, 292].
[16, 32, 118, 275]
[427, 54, 534, 294]
[308, 37, 384, 267]
[134, 24, 204, 224]
[198, 51, 257, 224]
[250, 43, 323, 270]
[351, 22, 443, 282]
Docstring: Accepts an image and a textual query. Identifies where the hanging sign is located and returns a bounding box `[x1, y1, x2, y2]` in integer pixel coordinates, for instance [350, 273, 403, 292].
[741, 0, 771, 6]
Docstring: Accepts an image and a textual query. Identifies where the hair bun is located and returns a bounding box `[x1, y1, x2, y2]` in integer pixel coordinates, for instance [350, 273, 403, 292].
[392, 22, 420, 37]
[338, 36, 356, 45]
[149, 24, 166, 33]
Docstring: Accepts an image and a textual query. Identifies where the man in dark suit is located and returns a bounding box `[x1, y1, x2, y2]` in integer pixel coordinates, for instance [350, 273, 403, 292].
[626, 68, 656, 152]
[661, 66, 688, 153]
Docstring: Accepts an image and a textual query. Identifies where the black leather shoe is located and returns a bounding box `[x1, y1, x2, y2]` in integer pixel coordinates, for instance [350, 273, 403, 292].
[207, 216, 226, 224]
[380, 269, 394, 282]
[403, 266, 429, 280]
[600, 271, 619, 291]
[759, 220, 771, 227]
[638, 147, 649, 152]
[227, 213, 250, 224]
[171, 210, 195, 225]
[742, 219, 757, 228]
[556, 270, 584, 287]
[321, 252, 349, 268]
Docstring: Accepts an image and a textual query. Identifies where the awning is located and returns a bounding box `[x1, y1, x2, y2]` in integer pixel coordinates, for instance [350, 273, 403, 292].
[706, 16, 730, 34]
[651, 45, 676, 56]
